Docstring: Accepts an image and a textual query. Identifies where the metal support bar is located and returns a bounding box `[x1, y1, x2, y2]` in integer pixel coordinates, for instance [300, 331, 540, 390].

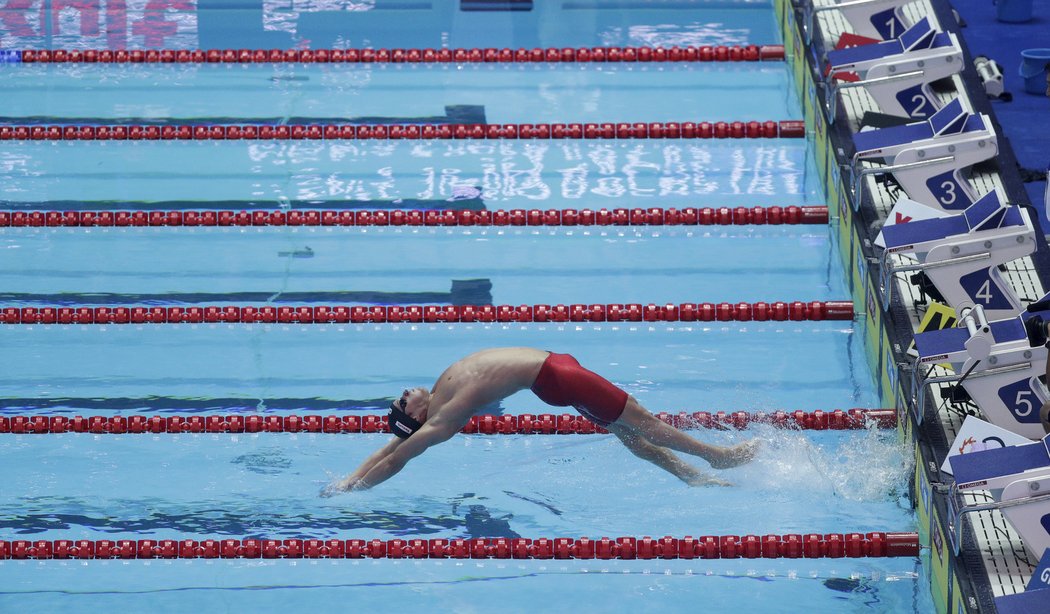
[947, 483, 1050, 554]
[849, 155, 956, 209]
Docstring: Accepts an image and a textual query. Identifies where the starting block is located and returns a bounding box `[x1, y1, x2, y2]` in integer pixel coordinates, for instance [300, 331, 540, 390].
[993, 548, 1050, 612]
[947, 433, 1050, 559]
[822, 18, 963, 120]
[802, 0, 915, 44]
[874, 188, 1037, 321]
[847, 96, 997, 212]
[910, 302, 1050, 439]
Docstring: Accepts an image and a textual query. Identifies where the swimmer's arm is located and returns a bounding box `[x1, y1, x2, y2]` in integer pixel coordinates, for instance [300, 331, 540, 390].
[352, 422, 459, 491]
[320, 437, 404, 496]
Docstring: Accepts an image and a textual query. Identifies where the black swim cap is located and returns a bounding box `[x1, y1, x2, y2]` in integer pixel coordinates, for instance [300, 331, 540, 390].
[388, 400, 423, 439]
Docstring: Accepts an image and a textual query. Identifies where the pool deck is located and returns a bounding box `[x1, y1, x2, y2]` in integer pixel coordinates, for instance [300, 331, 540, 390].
[950, 0, 1050, 233]
[798, 0, 1050, 610]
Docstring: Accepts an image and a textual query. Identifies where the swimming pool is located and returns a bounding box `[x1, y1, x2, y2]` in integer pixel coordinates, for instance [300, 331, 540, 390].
[0, 1, 935, 611]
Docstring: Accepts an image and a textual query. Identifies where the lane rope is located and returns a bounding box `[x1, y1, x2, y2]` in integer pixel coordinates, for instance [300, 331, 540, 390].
[0, 119, 806, 141]
[5, 45, 786, 65]
[0, 301, 855, 325]
[0, 531, 919, 560]
[0, 409, 897, 435]
[0, 206, 829, 228]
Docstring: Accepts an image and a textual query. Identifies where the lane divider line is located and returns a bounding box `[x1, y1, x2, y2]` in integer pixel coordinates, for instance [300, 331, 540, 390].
[6, 45, 786, 65]
[0, 120, 806, 141]
[0, 531, 920, 560]
[0, 301, 856, 325]
[0, 409, 897, 435]
[0, 206, 829, 228]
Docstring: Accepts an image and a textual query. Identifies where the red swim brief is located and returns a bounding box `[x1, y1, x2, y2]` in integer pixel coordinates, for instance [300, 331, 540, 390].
[530, 352, 628, 427]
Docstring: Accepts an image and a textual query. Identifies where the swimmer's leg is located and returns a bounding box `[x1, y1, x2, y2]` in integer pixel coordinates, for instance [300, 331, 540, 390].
[608, 425, 730, 487]
[614, 397, 759, 469]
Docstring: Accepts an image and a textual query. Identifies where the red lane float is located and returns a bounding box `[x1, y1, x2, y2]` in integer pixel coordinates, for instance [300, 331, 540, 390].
[0, 301, 855, 325]
[0, 531, 918, 560]
[0, 206, 829, 228]
[0, 409, 896, 435]
[19, 45, 785, 65]
[0, 120, 804, 141]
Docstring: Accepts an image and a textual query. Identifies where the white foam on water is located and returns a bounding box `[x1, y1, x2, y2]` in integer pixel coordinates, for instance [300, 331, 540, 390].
[736, 423, 912, 503]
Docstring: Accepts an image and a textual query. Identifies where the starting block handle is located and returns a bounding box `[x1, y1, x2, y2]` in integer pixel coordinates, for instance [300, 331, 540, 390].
[813, 0, 894, 14]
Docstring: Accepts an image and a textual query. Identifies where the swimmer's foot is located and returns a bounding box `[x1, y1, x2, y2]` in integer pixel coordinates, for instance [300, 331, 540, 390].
[685, 473, 732, 487]
[707, 439, 760, 469]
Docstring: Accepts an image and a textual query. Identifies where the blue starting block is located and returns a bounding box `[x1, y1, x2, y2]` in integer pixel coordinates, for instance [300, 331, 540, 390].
[947, 435, 1050, 560]
[847, 96, 997, 212]
[822, 18, 963, 121]
[801, 0, 914, 44]
[910, 299, 1050, 439]
[874, 188, 1036, 321]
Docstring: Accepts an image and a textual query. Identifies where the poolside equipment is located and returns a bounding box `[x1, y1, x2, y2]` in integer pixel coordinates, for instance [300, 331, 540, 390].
[0, 120, 800, 142]
[0, 531, 921, 560]
[910, 302, 1050, 439]
[1020, 48, 1050, 95]
[0, 409, 899, 435]
[0, 300, 856, 326]
[14, 45, 787, 65]
[846, 96, 997, 211]
[802, 0, 914, 44]
[939, 415, 1031, 475]
[873, 188, 1037, 321]
[995, 0, 1034, 23]
[822, 18, 963, 120]
[0, 205, 830, 228]
[948, 432, 1050, 559]
[974, 55, 1006, 99]
[994, 548, 1050, 611]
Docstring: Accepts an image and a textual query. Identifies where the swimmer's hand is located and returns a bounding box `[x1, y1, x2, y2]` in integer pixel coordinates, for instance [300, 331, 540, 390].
[320, 476, 360, 498]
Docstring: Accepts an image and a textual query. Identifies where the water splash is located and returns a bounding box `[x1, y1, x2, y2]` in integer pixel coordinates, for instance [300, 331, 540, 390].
[741, 424, 911, 503]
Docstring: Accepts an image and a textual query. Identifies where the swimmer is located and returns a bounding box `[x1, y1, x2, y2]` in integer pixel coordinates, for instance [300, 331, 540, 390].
[321, 347, 759, 495]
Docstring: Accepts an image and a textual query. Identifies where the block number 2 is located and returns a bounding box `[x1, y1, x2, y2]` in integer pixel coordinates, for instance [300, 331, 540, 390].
[910, 94, 928, 118]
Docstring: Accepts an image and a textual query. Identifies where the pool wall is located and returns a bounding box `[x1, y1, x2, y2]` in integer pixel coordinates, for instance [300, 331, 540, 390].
[775, 0, 1050, 612]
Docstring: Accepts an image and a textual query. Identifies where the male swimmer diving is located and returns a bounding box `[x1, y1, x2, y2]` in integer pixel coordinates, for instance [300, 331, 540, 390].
[322, 347, 758, 495]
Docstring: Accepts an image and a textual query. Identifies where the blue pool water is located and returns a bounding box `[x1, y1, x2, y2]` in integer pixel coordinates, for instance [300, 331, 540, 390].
[0, 64, 801, 122]
[1, 140, 814, 206]
[0, 1, 779, 52]
[0, 1, 936, 612]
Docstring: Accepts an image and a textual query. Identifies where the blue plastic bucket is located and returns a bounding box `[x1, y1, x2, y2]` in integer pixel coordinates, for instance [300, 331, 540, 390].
[1020, 48, 1050, 95]
[995, 0, 1033, 22]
